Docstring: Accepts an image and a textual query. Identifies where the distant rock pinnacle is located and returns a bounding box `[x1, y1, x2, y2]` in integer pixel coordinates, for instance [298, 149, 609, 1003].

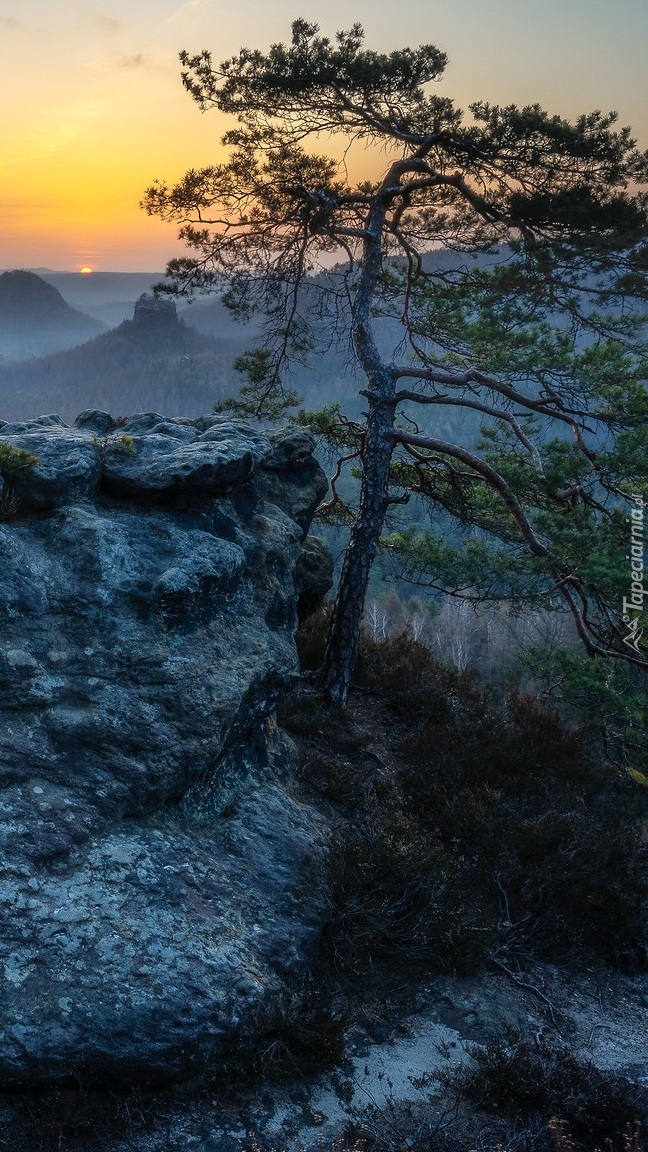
[133, 291, 179, 333]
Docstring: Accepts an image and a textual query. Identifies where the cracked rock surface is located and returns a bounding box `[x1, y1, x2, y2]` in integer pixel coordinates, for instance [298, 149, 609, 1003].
[0, 412, 331, 1085]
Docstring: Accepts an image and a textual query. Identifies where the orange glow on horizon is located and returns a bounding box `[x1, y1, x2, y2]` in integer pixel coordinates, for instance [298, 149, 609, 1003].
[79, 266, 93, 274]
[0, 4, 646, 272]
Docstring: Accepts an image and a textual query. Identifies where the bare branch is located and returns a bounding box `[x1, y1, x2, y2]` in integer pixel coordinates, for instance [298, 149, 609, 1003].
[390, 429, 549, 555]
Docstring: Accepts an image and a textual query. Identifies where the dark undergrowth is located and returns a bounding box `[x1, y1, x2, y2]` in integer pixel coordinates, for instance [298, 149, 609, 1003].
[4, 608, 647, 1151]
[284, 605, 648, 990]
[280, 601, 648, 1151]
[453, 1035, 648, 1143]
[337, 1036, 648, 1152]
[14, 1041, 644, 1152]
[0, 1080, 172, 1152]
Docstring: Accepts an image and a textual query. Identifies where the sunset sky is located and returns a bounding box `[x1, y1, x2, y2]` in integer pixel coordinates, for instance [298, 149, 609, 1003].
[2, 0, 647, 272]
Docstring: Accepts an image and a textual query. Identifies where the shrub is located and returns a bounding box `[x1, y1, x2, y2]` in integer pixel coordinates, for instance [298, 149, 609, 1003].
[322, 794, 493, 982]
[0, 440, 38, 474]
[0, 441, 37, 521]
[241, 981, 349, 1080]
[454, 1036, 648, 1147]
[282, 620, 648, 985]
[396, 675, 647, 968]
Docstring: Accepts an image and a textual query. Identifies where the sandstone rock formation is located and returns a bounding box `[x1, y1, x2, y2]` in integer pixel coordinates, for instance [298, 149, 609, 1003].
[0, 412, 331, 1085]
[132, 292, 180, 337]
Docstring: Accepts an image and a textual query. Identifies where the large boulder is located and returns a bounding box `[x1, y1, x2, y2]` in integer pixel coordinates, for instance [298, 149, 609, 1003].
[255, 426, 331, 532]
[0, 413, 331, 1085]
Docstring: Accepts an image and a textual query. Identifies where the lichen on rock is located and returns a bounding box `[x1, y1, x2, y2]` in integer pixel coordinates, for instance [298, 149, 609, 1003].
[0, 411, 332, 1085]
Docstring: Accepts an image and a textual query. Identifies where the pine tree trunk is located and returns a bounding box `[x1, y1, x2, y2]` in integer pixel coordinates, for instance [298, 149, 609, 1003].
[318, 172, 402, 704]
[319, 392, 395, 703]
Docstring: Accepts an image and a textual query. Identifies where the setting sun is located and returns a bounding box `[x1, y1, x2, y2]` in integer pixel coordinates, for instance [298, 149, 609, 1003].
[79, 266, 93, 274]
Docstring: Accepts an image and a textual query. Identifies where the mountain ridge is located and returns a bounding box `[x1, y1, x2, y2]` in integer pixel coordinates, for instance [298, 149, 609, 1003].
[0, 290, 250, 421]
[0, 270, 106, 360]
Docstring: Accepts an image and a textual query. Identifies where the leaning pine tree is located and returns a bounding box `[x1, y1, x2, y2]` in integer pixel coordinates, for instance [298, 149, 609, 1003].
[143, 20, 648, 703]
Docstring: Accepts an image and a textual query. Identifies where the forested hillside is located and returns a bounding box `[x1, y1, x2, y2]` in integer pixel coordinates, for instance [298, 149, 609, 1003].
[0, 293, 247, 421]
[0, 271, 105, 361]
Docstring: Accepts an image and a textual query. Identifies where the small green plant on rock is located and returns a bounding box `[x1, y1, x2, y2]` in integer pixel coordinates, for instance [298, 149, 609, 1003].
[0, 441, 38, 521]
[112, 433, 135, 455]
[0, 441, 38, 474]
[91, 432, 136, 456]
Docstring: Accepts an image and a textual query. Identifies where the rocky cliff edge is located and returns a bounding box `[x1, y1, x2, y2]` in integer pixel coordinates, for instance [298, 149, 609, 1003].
[0, 410, 332, 1086]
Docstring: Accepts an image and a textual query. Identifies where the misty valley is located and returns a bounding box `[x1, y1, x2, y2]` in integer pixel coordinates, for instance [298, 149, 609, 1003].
[0, 269, 360, 422]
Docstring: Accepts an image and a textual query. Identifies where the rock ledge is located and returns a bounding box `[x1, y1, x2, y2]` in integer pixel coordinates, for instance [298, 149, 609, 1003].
[0, 412, 331, 1085]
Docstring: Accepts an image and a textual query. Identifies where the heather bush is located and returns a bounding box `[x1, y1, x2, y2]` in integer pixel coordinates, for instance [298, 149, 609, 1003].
[282, 618, 648, 986]
[453, 1036, 648, 1147]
